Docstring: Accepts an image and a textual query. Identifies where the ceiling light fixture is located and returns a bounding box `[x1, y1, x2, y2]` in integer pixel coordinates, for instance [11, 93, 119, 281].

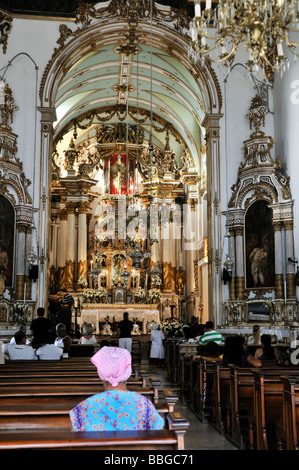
[190, 0, 299, 76]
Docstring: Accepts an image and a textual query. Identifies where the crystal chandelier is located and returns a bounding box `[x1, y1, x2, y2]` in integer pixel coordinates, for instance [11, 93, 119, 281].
[190, 0, 299, 74]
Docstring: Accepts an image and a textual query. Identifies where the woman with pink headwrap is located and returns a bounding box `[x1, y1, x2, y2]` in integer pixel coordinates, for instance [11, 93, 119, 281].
[69, 346, 164, 431]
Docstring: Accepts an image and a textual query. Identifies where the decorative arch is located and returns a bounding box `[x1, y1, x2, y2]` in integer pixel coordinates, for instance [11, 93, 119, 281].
[36, 0, 223, 314]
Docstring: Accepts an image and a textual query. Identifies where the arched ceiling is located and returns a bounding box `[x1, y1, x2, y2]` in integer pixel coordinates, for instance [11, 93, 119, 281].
[49, 1, 209, 173]
[54, 43, 205, 168]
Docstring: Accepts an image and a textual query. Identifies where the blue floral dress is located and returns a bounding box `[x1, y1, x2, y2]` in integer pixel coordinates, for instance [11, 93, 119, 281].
[69, 390, 164, 431]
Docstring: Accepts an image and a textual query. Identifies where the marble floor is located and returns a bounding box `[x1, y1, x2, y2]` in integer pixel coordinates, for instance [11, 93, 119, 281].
[146, 364, 238, 451]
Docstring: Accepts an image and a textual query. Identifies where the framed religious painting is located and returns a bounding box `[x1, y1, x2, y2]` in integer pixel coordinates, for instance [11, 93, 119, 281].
[245, 200, 275, 289]
[0, 195, 15, 288]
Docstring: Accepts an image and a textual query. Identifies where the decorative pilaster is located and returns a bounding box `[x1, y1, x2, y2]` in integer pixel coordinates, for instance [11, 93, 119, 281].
[77, 201, 89, 287]
[202, 113, 223, 326]
[65, 202, 76, 291]
[228, 229, 236, 300]
[38, 106, 56, 309]
[235, 226, 245, 299]
[285, 220, 296, 299]
[15, 223, 27, 300]
[57, 208, 68, 291]
[273, 221, 284, 299]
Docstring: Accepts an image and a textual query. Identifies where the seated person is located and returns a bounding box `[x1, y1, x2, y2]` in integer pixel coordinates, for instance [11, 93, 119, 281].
[3, 331, 37, 360]
[193, 341, 223, 362]
[254, 334, 278, 362]
[78, 322, 99, 345]
[222, 335, 262, 368]
[36, 336, 64, 360]
[54, 323, 72, 358]
[10, 325, 31, 344]
[69, 346, 164, 431]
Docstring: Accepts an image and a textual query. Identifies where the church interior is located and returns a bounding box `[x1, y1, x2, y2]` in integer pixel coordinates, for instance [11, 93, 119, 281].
[0, 0, 299, 451]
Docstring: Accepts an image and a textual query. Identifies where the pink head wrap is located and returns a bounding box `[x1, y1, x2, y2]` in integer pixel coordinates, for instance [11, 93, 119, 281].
[90, 346, 132, 387]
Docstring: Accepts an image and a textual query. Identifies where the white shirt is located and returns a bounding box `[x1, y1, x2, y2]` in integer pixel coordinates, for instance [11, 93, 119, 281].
[54, 336, 71, 358]
[10, 337, 31, 345]
[80, 335, 97, 344]
[36, 344, 63, 360]
[3, 343, 37, 360]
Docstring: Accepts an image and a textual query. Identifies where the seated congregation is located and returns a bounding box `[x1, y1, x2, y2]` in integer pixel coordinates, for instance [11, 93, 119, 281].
[173, 324, 299, 451]
[0, 333, 189, 450]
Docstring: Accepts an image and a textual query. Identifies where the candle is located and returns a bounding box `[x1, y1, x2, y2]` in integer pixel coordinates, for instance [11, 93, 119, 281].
[74, 298, 78, 308]
[206, 0, 212, 9]
[277, 42, 284, 57]
[24, 282, 26, 302]
[195, 0, 201, 17]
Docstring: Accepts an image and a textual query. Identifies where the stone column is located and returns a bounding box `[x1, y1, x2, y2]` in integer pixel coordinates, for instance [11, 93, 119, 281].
[201, 113, 223, 326]
[15, 223, 27, 300]
[65, 202, 76, 291]
[228, 229, 236, 300]
[273, 221, 284, 299]
[57, 207, 68, 291]
[235, 226, 245, 299]
[77, 201, 89, 288]
[25, 226, 33, 300]
[285, 220, 296, 299]
[37, 107, 56, 310]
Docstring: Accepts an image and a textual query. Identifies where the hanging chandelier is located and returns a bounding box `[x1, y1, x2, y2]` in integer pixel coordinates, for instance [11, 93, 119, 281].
[190, 0, 299, 74]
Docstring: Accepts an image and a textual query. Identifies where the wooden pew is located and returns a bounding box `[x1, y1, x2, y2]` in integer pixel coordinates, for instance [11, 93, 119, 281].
[0, 389, 178, 432]
[211, 362, 231, 435]
[251, 370, 299, 450]
[0, 371, 149, 389]
[165, 340, 180, 383]
[229, 365, 299, 450]
[277, 375, 299, 450]
[0, 411, 190, 450]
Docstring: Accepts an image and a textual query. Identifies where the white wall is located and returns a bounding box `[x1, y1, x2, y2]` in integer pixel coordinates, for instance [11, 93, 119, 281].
[273, 54, 299, 263]
[1, 17, 73, 225]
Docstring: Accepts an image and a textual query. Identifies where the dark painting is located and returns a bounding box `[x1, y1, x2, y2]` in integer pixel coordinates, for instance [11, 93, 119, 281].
[245, 200, 275, 289]
[0, 195, 15, 287]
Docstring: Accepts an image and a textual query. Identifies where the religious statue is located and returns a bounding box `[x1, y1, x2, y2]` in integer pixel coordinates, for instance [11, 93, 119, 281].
[176, 266, 187, 293]
[101, 316, 113, 336]
[162, 262, 173, 290]
[0, 271, 6, 296]
[132, 317, 141, 335]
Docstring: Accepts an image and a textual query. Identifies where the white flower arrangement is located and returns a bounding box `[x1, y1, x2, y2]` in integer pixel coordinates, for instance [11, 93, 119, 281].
[96, 287, 107, 298]
[77, 275, 88, 288]
[148, 288, 161, 303]
[161, 320, 184, 337]
[15, 302, 27, 311]
[82, 288, 96, 301]
[134, 287, 146, 300]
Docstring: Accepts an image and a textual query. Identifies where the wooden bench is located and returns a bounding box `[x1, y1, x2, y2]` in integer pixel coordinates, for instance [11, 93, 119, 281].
[229, 365, 299, 450]
[0, 371, 149, 388]
[277, 375, 299, 450]
[0, 411, 190, 450]
[0, 389, 178, 431]
[251, 370, 299, 450]
[211, 362, 231, 435]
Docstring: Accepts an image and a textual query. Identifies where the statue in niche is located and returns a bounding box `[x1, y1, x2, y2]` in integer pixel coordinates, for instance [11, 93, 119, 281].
[249, 242, 268, 287]
[0, 196, 14, 287]
[0, 271, 6, 295]
[176, 266, 187, 294]
[245, 201, 275, 288]
[163, 262, 173, 290]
